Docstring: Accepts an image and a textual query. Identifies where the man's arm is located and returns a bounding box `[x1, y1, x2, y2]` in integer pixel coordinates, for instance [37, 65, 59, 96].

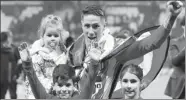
[118, 26, 170, 62]
[172, 48, 185, 67]
[73, 47, 101, 99]
[73, 60, 100, 99]
[117, 1, 183, 62]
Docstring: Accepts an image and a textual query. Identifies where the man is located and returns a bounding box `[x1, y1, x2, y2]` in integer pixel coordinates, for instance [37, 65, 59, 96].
[1, 32, 11, 99]
[0, 31, 21, 99]
[30, 1, 183, 98]
[168, 48, 185, 99]
[18, 42, 101, 99]
[68, 1, 183, 98]
[165, 15, 185, 99]
[7, 31, 21, 99]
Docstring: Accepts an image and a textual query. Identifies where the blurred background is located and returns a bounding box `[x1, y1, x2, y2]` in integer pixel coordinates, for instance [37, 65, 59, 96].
[1, 0, 185, 99]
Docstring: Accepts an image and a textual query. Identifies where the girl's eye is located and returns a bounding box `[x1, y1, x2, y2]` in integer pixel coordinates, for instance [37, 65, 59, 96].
[47, 34, 52, 37]
[123, 79, 128, 83]
[54, 34, 59, 37]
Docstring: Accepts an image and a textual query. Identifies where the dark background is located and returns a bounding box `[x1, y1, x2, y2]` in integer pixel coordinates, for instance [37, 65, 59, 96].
[1, 0, 185, 44]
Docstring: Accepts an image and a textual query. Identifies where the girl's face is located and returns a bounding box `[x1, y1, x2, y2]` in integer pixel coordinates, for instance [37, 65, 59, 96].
[43, 27, 61, 50]
[121, 72, 141, 99]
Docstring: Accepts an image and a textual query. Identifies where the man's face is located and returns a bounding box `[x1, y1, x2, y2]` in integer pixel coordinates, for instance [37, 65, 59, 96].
[81, 14, 105, 42]
[121, 72, 141, 99]
[2, 40, 9, 47]
[53, 78, 74, 99]
[2, 33, 12, 47]
[43, 27, 60, 50]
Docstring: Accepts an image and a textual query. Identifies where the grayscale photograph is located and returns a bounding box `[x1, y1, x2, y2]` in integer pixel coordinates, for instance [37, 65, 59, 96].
[1, 0, 185, 99]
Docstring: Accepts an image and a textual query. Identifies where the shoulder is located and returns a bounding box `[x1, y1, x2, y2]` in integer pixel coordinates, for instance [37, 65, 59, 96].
[99, 34, 114, 46]
[54, 53, 68, 65]
[32, 39, 43, 47]
[30, 39, 45, 55]
[72, 90, 80, 98]
[68, 34, 85, 54]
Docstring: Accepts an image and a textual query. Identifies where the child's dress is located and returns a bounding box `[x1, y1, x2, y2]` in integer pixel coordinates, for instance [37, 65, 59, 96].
[24, 40, 68, 99]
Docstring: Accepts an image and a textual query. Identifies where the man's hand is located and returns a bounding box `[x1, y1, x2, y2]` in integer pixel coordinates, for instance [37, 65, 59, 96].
[88, 48, 102, 62]
[167, 0, 183, 16]
[163, 0, 183, 30]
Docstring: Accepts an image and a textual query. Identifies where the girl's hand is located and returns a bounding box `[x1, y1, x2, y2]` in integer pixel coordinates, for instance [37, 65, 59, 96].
[18, 42, 33, 70]
[18, 42, 31, 62]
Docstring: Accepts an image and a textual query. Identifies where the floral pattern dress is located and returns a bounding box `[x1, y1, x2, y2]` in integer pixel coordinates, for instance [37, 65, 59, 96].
[24, 51, 67, 99]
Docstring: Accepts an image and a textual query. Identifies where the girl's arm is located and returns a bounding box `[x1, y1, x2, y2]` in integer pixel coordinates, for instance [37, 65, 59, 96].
[18, 42, 59, 99]
[23, 61, 57, 99]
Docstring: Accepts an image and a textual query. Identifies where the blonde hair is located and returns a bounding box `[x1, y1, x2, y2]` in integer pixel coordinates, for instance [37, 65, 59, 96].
[38, 14, 63, 39]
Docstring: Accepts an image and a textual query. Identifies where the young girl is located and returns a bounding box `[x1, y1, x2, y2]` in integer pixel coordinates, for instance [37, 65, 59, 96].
[119, 64, 143, 99]
[25, 14, 68, 99]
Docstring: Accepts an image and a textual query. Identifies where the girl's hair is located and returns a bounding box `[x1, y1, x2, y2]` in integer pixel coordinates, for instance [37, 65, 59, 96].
[120, 64, 143, 81]
[38, 14, 63, 39]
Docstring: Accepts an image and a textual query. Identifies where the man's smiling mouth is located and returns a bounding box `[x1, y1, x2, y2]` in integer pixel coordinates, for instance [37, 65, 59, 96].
[125, 90, 135, 94]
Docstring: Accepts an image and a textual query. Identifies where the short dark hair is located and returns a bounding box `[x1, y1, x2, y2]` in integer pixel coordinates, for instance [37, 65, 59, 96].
[81, 5, 105, 19]
[1, 31, 8, 42]
[52, 64, 78, 83]
[120, 64, 143, 81]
